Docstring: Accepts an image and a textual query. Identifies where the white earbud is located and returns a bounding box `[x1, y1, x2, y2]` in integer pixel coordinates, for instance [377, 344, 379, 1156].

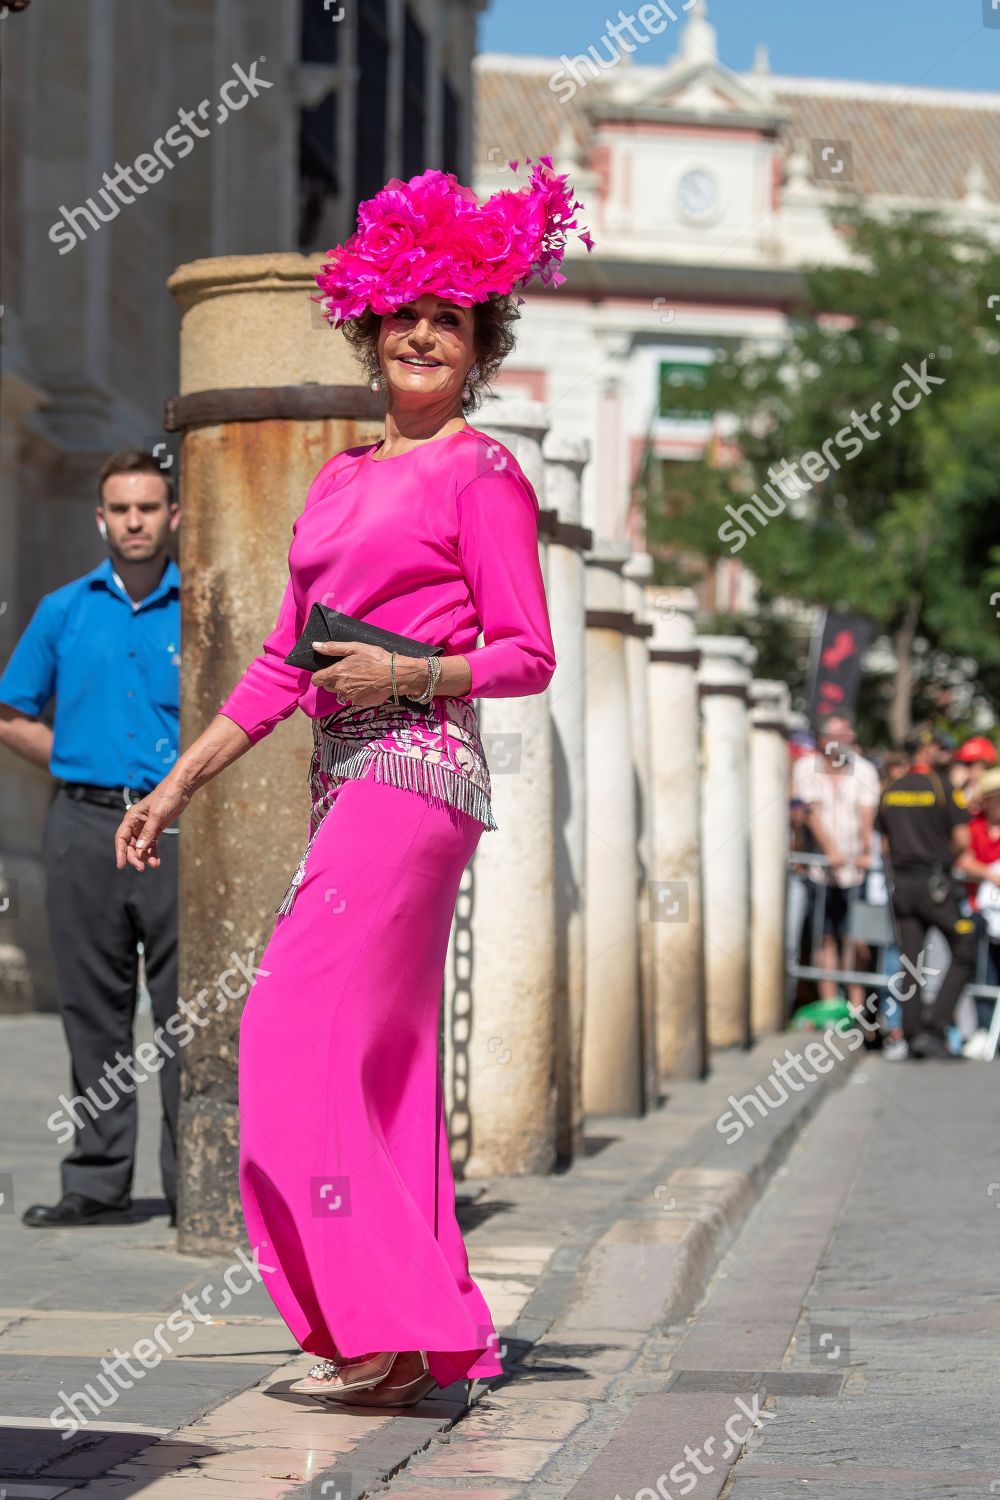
[98, 518, 108, 540]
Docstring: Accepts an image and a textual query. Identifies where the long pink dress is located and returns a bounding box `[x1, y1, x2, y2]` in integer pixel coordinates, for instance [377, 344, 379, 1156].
[218, 426, 556, 1391]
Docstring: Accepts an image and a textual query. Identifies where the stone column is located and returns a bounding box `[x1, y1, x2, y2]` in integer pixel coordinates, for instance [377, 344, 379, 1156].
[646, 588, 706, 1081]
[168, 254, 384, 1253]
[592, 331, 632, 542]
[697, 635, 757, 1051]
[750, 679, 791, 1039]
[582, 547, 643, 1115]
[443, 398, 558, 1177]
[622, 555, 658, 1112]
[542, 433, 592, 1162]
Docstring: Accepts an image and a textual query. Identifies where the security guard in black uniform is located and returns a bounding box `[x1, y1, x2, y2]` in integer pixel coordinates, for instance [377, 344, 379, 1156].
[874, 731, 975, 1059]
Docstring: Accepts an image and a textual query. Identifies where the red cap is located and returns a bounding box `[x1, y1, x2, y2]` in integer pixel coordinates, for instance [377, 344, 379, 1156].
[955, 736, 998, 766]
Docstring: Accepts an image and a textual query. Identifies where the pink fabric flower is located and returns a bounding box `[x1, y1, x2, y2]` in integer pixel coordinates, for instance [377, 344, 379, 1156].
[314, 158, 594, 327]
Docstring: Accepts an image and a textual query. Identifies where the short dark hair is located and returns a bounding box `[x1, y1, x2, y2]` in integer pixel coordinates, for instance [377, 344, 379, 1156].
[97, 449, 175, 506]
[340, 292, 521, 413]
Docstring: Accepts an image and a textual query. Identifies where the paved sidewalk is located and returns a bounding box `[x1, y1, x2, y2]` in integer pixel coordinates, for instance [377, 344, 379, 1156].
[357, 1052, 1000, 1500]
[0, 1011, 857, 1497]
[719, 1053, 1000, 1498]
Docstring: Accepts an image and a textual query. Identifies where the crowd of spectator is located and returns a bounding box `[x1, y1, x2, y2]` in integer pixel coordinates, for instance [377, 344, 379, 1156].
[786, 716, 1000, 1060]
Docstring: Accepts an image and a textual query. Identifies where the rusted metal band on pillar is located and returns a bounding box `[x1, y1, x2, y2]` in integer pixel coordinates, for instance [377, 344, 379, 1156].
[163, 384, 385, 431]
[586, 609, 654, 639]
[698, 682, 750, 701]
[537, 509, 594, 551]
[649, 648, 702, 667]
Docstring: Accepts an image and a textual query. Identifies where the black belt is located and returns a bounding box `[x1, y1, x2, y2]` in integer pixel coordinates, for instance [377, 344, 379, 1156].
[60, 781, 157, 810]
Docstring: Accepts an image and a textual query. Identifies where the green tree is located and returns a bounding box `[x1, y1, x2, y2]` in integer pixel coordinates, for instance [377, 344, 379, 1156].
[645, 202, 1000, 742]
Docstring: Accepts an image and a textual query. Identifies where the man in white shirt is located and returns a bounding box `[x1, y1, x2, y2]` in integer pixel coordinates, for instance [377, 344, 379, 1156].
[792, 713, 880, 1004]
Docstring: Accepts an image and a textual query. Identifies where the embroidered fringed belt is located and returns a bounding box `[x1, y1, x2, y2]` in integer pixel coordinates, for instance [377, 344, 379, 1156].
[275, 694, 497, 918]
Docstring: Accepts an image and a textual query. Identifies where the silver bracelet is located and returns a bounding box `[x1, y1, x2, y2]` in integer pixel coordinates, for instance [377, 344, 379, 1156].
[414, 655, 442, 705]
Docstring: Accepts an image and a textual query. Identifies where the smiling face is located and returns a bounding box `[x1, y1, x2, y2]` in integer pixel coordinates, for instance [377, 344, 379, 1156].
[376, 293, 477, 412]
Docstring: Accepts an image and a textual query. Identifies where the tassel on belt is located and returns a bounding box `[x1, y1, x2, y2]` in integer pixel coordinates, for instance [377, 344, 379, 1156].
[275, 697, 496, 918]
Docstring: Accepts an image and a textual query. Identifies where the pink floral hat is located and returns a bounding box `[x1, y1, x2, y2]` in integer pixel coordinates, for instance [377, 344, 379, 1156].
[314, 156, 594, 328]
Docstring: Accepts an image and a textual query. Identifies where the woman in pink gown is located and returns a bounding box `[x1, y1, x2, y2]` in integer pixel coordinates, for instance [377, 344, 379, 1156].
[114, 160, 591, 1408]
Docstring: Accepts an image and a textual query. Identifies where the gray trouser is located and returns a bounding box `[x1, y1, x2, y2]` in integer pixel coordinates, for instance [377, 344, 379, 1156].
[42, 788, 179, 1208]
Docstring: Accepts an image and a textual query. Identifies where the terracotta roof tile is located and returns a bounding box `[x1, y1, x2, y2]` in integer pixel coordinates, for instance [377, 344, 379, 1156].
[474, 57, 1000, 206]
[775, 87, 1000, 201]
[475, 58, 593, 168]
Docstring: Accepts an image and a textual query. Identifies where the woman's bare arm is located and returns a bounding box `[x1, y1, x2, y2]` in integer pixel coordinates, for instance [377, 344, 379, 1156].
[309, 641, 472, 705]
[170, 713, 254, 795]
[114, 713, 252, 873]
[115, 646, 476, 875]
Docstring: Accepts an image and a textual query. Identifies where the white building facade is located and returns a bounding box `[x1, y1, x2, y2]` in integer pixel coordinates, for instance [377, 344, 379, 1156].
[473, 1, 1000, 609]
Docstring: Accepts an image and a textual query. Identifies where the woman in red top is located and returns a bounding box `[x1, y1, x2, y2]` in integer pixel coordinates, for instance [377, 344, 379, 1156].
[957, 767, 1000, 996]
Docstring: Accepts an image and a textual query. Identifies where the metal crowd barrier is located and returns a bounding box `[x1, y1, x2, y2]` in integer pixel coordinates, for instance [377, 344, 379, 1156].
[786, 848, 1000, 1059]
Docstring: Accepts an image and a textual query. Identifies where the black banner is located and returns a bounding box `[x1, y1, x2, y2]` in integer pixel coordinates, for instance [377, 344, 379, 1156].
[807, 609, 873, 723]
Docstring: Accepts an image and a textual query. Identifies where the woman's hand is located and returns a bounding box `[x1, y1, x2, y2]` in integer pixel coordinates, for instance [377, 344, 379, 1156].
[309, 641, 425, 707]
[114, 776, 193, 872]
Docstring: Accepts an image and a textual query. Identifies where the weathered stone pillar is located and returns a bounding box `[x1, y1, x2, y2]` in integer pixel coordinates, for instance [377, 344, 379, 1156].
[646, 588, 707, 1081]
[444, 398, 558, 1176]
[582, 547, 643, 1115]
[168, 254, 383, 1253]
[750, 679, 791, 1038]
[622, 555, 658, 1112]
[542, 433, 592, 1162]
[697, 635, 757, 1051]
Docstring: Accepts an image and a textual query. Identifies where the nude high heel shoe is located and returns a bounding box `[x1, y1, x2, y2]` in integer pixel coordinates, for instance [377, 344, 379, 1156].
[319, 1350, 437, 1407]
[289, 1351, 399, 1398]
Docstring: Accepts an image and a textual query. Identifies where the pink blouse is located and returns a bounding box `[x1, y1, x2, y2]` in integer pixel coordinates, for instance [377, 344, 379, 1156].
[217, 425, 557, 744]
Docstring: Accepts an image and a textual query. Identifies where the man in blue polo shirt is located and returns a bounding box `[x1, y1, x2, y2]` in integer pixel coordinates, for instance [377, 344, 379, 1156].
[0, 449, 181, 1227]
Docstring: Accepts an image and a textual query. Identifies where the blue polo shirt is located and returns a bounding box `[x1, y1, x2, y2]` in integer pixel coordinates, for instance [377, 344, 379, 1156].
[0, 557, 180, 790]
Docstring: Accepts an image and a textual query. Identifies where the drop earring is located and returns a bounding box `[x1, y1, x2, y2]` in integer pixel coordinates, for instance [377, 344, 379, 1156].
[463, 362, 480, 400]
[370, 370, 383, 393]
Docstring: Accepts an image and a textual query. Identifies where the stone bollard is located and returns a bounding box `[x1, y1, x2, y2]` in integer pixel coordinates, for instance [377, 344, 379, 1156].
[582, 547, 643, 1115]
[443, 398, 558, 1176]
[622, 555, 658, 1112]
[646, 587, 706, 1081]
[542, 433, 593, 1162]
[750, 679, 792, 1038]
[167, 254, 383, 1252]
[697, 636, 757, 1051]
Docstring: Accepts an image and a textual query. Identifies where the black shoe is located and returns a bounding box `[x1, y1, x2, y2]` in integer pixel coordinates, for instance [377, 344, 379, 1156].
[21, 1192, 133, 1228]
[910, 1031, 964, 1061]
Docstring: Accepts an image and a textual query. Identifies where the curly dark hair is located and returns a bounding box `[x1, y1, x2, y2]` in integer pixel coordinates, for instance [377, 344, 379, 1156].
[340, 293, 521, 413]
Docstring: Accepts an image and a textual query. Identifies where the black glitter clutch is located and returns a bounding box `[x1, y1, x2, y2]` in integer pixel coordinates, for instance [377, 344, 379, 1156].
[284, 602, 443, 712]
